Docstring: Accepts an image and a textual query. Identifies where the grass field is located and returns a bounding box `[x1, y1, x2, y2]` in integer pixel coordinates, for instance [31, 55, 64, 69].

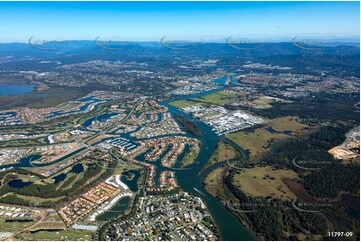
[113, 160, 143, 175]
[181, 149, 199, 167]
[18, 229, 94, 241]
[201, 141, 241, 173]
[232, 166, 298, 200]
[226, 116, 309, 161]
[168, 100, 200, 109]
[15, 194, 64, 203]
[56, 102, 80, 110]
[0, 137, 48, 149]
[28, 212, 66, 232]
[203, 167, 231, 201]
[253, 97, 274, 109]
[253, 96, 292, 109]
[268, 116, 307, 131]
[0, 217, 35, 232]
[191, 91, 237, 105]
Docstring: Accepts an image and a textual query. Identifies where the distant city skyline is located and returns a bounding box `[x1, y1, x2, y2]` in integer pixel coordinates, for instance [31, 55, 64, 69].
[0, 1, 359, 43]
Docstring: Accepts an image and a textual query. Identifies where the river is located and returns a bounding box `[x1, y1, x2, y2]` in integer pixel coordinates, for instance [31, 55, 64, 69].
[158, 90, 257, 241]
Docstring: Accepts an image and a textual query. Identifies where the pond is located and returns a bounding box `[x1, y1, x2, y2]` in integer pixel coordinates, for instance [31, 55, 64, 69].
[53, 173, 67, 184]
[52, 163, 84, 184]
[8, 179, 33, 188]
[265, 126, 278, 134]
[71, 163, 84, 174]
[121, 170, 140, 192]
[96, 196, 131, 221]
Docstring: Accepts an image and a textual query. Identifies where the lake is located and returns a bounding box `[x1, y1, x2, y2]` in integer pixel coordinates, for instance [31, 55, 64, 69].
[121, 170, 140, 192]
[0, 84, 36, 96]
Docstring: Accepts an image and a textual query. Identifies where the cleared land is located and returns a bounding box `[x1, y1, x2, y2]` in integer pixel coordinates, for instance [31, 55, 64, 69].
[253, 96, 292, 109]
[17, 229, 94, 241]
[253, 96, 274, 109]
[268, 116, 307, 131]
[169, 100, 200, 109]
[226, 116, 309, 161]
[232, 166, 298, 200]
[203, 167, 231, 201]
[191, 91, 237, 105]
[181, 149, 199, 168]
[201, 141, 240, 173]
[0, 217, 35, 232]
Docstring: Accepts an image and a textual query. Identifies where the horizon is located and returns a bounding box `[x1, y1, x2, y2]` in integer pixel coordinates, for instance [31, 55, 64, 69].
[1, 36, 360, 45]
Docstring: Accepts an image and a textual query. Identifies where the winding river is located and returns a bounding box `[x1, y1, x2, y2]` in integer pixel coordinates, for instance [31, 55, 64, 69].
[158, 89, 257, 241]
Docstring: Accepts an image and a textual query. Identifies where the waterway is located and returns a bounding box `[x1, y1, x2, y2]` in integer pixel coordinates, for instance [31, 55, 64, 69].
[0, 79, 256, 240]
[110, 84, 256, 240]
[117, 85, 256, 240]
[0, 147, 87, 170]
[159, 93, 257, 241]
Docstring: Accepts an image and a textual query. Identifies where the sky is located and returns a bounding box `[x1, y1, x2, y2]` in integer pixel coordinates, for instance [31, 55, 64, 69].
[0, 1, 359, 42]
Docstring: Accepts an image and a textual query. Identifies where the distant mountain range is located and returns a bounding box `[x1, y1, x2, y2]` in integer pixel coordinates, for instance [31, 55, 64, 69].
[0, 40, 359, 57]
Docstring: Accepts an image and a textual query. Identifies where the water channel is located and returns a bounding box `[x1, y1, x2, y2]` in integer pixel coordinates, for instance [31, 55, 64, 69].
[0, 77, 257, 240]
[158, 89, 257, 240]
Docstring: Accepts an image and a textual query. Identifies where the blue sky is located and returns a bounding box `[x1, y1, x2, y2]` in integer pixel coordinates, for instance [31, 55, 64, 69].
[0, 1, 359, 42]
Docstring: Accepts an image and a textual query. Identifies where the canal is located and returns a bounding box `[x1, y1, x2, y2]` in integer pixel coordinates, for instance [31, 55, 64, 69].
[0, 78, 256, 240]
